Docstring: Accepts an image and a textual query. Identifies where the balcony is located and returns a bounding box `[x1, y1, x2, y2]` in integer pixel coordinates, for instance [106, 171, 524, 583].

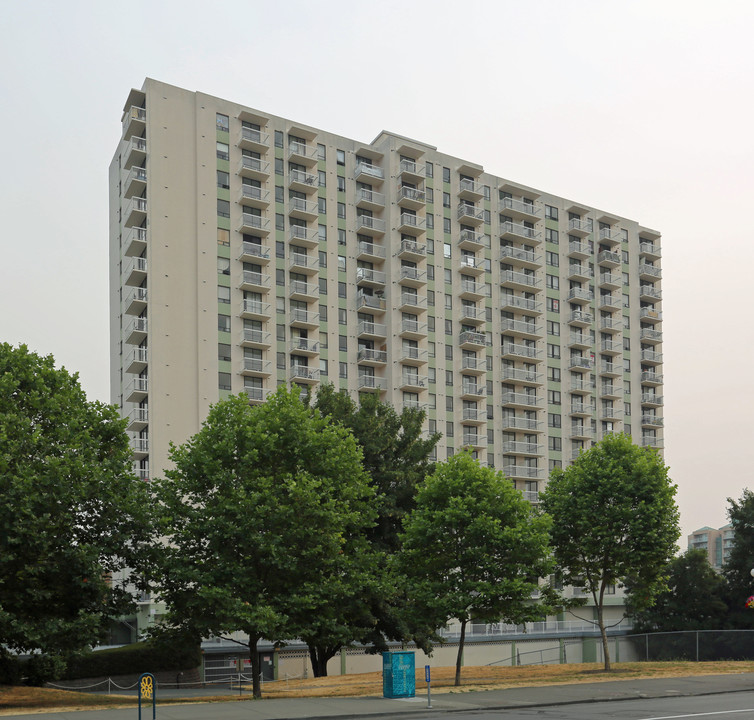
[244, 386, 270, 404]
[568, 333, 591, 350]
[398, 158, 425, 182]
[240, 299, 270, 320]
[598, 227, 621, 246]
[459, 178, 485, 201]
[123, 136, 147, 169]
[639, 242, 662, 261]
[600, 383, 622, 399]
[400, 374, 428, 391]
[640, 349, 663, 365]
[640, 307, 662, 324]
[288, 197, 318, 221]
[567, 288, 594, 304]
[502, 391, 539, 408]
[288, 280, 319, 302]
[459, 255, 486, 276]
[600, 339, 622, 355]
[459, 279, 488, 301]
[567, 310, 593, 327]
[403, 399, 426, 411]
[500, 197, 540, 220]
[501, 320, 540, 340]
[126, 407, 149, 432]
[399, 319, 427, 340]
[123, 226, 147, 257]
[125, 347, 148, 374]
[501, 367, 542, 384]
[461, 434, 486, 450]
[458, 229, 490, 251]
[638, 263, 662, 281]
[239, 270, 271, 293]
[398, 293, 427, 312]
[503, 465, 542, 480]
[356, 188, 385, 211]
[131, 437, 149, 458]
[287, 169, 318, 194]
[239, 213, 271, 235]
[600, 406, 622, 421]
[290, 338, 320, 356]
[238, 126, 269, 152]
[462, 408, 487, 424]
[291, 365, 319, 384]
[397, 186, 426, 209]
[500, 269, 539, 290]
[240, 358, 272, 377]
[640, 328, 663, 344]
[502, 416, 540, 432]
[239, 184, 270, 210]
[290, 308, 320, 329]
[641, 393, 664, 407]
[358, 320, 388, 340]
[641, 436, 664, 448]
[400, 346, 428, 365]
[641, 415, 664, 428]
[640, 285, 662, 302]
[460, 305, 486, 325]
[239, 155, 270, 181]
[354, 161, 384, 184]
[459, 331, 488, 349]
[500, 246, 539, 269]
[358, 374, 387, 393]
[501, 294, 541, 313]
[500, 221, 540, 243]
[567, 240, 591, 260]
[125, 317, 148, 345]
[356, 215, 386, 237]
[397, 213, 426, 234]
[597, 250, 620, 268]
[123, 165, 147, 199]
[599, 317, 622, 333]
[357, 293, 387, 313]
[640, 371, 664, 386]
[460, 383, 486, 400]
[598, 273, 621, 291]
[568, 264, 592, 282]
[122, 105, 146, 140]
[569, 402, 592, 417]
[240, 329, 272, 349]
[356, 267, 386, 288]
[570, 378, 595, 394]
[599, 295, 621, 311]
[503, 441, 541, 455]
[288, 141, 319, 166]
[599, 362, 622, 377]
[123, 196, 147, 228]
[124, 287, 148, 316]
[358, 348, 387, 366]
[398, 238, 426, 260]
[568, 356, 594, 372]
[289, 253, 320, 274]
[568, 218, 592, 236]
[126, 377, 148, 403]
[570, 424, 595, 439]
[457, 203, 485, 225]
[238, 242, 271, 264]
[399, 266, 427, 287]
[356, 241, 386, 262]
[289, 225, 319, 248]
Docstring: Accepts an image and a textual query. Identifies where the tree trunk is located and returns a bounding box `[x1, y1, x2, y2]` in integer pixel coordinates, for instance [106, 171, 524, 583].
[249, 636, 262, 699]
[454, 618, 466, 686]
[308, 645, 336, 678]
[596, 603, 611, 671]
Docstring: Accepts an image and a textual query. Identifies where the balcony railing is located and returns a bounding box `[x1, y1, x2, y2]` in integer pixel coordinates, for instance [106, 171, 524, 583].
[641, 349, 663, 364]
[291, 365, 319, 382]
[502, 392, 539, 407]
[501, 367, 541, 384]
[356, 268, 386, 285]
[568, 310, 593, 325]
[569, 357, 594, 370]
[641, 415, 664, 427]
[357, 348, 387, 364]
[500, 197, 540, 217]
[503, 465, 542, 479]
[356, 215, 386, 234]
[567, 288, 594, 302]
[500, 246, 538, 265]
[502, 441, 541, 454]
[500, 221, 539, 240]
[358, 375, 387, 391]
[357, 241, 386, 259]
[501, 342, 540, 359]
[457, 203, 485, 222]
[238, 241, 271, 262]
[290, 338, 319, 354]
[398, 186, 426, 204]
[459, 331, 488, 347]
[354, 162, 384, 182]
[501, 269, 539, 287]
[502, 295, 540, 312]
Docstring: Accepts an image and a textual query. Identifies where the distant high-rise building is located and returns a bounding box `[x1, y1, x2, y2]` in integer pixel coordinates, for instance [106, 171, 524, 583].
[688, 525, 734, 570]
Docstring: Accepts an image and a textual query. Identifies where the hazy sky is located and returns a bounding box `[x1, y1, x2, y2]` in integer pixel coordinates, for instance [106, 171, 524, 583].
[1, 0, 752, 541]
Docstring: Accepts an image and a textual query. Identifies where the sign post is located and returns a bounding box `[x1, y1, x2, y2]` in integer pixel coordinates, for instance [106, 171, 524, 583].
[425, 664, 432, 708]
[138, 672, 156, 720]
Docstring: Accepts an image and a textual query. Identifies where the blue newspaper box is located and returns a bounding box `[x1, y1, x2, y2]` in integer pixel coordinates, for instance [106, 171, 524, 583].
[382, 651, 415, 698]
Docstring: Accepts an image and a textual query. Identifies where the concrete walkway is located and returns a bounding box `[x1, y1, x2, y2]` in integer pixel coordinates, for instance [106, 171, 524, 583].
[4, 673, 754, 719]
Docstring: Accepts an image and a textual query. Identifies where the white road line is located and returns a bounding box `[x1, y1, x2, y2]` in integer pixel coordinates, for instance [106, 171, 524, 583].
[637, 709, 754, 720]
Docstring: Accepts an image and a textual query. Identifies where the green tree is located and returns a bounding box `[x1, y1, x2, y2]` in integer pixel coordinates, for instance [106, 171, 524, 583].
[397, 451, 556, 686]
[723, 490, 754, 628]
[151, 389, 376, 697]
[540, 433, 680, 671]
[0, 343, 152, 663]
[627, 550, 727, 632]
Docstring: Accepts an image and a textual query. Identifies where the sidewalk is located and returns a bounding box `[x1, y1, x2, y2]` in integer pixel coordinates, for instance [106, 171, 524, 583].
[4, 673, 754, 719]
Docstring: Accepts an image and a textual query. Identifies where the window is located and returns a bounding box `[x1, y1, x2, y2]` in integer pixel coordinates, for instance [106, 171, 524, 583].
[276, 351, 286, 368]
[442, 192, 451, 208]
[217, 170, 229, 189]
[319, 304, 328, 322]
[218, 286, 230, 304]
[624, 402, 632, 416]
[442, 166, 451, 183]
[426, 214, 434, 229]
[338, 228, 346, 245]
[319, 277, 328, 294]
[274, 130, 283, 148]
[546, 251, 559, 267]
[319, 332, 328, 348]
[218, 372, 231, 390]
[275, 158, 283, 175]
[318, 224, 327, 241]
[445, 344, 453, 360]
[275, 213, 284, 230]
[444, 269, 452, 284]
[339, 335, 348, 351]
[318, 197, 327, 214]
[217, 228, 230, 246]
[623, 336, 631, 350]
[443, 243, 452, 258]
[623, 271, 630, 286]
[623, 293, 630, 308]
[216, 142, 229, 160]
[548, 366, 561, 382]
[547, 390, 561, 405]
[319, 250, 327, 267]
[426, 161, 434, 178]
[546, 274, 560, 289]
[317, 143, 326, 160]
[337, 176, 346, 192]
[338, 282, 347, 298]
[446, 395, 454, 411]
[428, 367, 436, 383]
[275, 268, 285, 286]
[546, 298, 560, 313]
[548, 413, 562, 427]
[216, 113, 229, 132]
[445, 293, 452, 309]
[446, 421, 454, 437]
[217, 257, 230, 275]
[218, 314, 231, 332]
[443, 217, 451, 234]
[427, 266, 435, 281]
[337, 202, 346, 219]
[426, 188, 434, 203]
[548, 436, 562, 451]
[336, 149, 346, 165]
[429, 393, 436, 409]
[217, 199, 230, 218]
[428, 341, 435, 358]
[622, 250, 630, 264]
[218, 343, 231, 362]
[338, 308, 347, 325]
[337, 255, 346, 271]
[320, 359, 328, 376]
[545, 205, 558, 220]
[275, 185, 284, 203]
[445, 319, 452, 335]
[545, 228, 559, 244]
[547, 321, 560, 336]
[428, 316, 435, 332]
[547, 343, 561, 358]
[339, 362, 348, 378]
[318, 170, 327, 187]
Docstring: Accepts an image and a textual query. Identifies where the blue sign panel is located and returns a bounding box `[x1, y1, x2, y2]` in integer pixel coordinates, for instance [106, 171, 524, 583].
[382, 651, 416, 698]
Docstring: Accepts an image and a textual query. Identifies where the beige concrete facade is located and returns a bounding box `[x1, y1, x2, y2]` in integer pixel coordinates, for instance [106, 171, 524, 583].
[110, 77, 664, 501]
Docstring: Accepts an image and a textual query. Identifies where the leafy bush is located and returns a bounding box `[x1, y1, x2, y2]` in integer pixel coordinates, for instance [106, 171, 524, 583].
[24, 654, 66, 686]
[0, 651, 21, 685]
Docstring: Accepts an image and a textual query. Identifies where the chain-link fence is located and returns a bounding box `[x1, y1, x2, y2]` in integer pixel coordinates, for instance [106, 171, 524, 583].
[626, 630, 754, 662]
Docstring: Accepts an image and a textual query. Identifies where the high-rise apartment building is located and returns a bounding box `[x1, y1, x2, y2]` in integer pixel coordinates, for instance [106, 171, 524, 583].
[688, 525, 734, 570]
[110, 78, 664, 503]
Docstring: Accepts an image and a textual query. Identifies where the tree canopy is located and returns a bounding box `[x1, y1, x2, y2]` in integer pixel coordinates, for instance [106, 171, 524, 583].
[0, 343, 152, 660]
[398, 451, 556, 686]
[723, 490, 754, 628]
[151, 389, 376, 697]
[541, 433, 680, 670]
